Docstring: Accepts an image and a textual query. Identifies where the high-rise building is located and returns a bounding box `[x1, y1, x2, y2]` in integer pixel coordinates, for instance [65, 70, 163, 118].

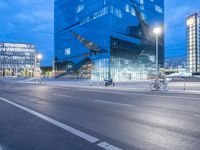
[54, 0, 164, 81]
[0, 42, 37, 77]
[186, 12, 200, 73]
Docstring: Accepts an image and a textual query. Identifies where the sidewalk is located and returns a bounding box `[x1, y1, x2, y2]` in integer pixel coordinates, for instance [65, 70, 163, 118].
[2, 78, 200, 95]
[44, 80, 200, 94]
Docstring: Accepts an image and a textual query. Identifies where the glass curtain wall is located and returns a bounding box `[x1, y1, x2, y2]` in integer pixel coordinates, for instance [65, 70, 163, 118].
[0, 43, 36, 76]
[187, 13, 200, 73]
[54, 0, 164, 81]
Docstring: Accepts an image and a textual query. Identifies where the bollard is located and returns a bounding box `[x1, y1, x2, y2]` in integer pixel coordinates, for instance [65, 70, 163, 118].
[183, 78, 186, 90]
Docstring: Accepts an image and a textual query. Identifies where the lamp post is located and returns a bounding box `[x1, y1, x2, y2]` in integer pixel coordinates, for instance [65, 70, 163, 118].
[0, 59, 2, 78]
[37, 53, 42, 84]
[37, 54, 43, 65]
[153, 27, 162, 81]
[37, 54, 43, 72]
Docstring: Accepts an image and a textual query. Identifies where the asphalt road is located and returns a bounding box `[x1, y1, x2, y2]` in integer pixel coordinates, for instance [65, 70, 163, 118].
[0, 80, 200, 150]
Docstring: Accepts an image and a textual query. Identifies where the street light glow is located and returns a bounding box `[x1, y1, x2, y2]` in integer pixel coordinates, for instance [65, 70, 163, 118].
[153, 27, 162, 34]
[37, 54, 43, 60]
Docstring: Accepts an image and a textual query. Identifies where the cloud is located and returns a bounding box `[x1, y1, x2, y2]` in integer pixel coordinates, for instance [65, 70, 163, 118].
[0, 0, 54, 65]
[1, 0, 200, 64]
[165, 0, 200, 58]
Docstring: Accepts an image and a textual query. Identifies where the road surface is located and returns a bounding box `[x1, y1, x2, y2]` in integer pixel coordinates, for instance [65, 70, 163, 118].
[0, 80, 200, 150]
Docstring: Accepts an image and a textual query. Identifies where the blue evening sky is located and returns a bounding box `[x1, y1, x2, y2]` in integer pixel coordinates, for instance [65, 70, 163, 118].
[0, 0, 199, 65]
[0, 0, 54, 66]
[165, 0, 200, 59]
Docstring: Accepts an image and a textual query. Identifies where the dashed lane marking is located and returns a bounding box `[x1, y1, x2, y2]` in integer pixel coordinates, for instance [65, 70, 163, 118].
[193, 114, 200, 117]
[80, 89, 200, 101]
[78, 89, 127, 95]
[98, 141, 122, 150]
[95, 99, 132, 107]
[53, 93, 72, 98]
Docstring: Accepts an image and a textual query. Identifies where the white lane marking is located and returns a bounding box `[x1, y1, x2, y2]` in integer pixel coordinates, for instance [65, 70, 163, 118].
[98, 142, 122, 150]
[98, 142, 110, 148]
[51, 86, 70, 90]
[193, 114, 200, 117]
[80, 89, 200, 100]
[142, 94, 200, 101]
[0, 97, 98, 143]
[95, 99, 132, 107]
[0, 145, 2, 150]
[106, 145, 123, 150]
[53, 93, 72, 98]
[0, 97, 123, 150]
[79, 89, 126, 95]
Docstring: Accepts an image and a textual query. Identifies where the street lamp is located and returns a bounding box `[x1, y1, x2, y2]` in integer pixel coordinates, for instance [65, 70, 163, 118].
[36, 53, 42, 84]
[37, 54, 43, 61]
[37, 54, 43, 69]
[153, 27, 162, 81]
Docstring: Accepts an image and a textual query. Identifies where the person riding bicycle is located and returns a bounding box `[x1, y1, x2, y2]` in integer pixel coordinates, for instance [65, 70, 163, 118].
[150, 77, 168, 91]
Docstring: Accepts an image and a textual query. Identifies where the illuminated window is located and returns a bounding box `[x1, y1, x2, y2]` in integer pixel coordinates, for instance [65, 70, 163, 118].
[114, 8, 122, 18]
[77, 4, 84, 13]
[125, 4, 130, 13]
[155, 5, 163, 14]
[65, 48, 71, 55]
[131, 7, 136, 16]
[187, 17, 195, 26]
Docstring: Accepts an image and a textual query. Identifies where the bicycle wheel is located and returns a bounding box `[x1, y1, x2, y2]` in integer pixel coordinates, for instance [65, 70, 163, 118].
[150, 83, 157, 90]
[163, 83, 169, 90]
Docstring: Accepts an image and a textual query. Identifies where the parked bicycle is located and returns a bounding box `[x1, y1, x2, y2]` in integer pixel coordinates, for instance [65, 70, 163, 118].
[150, 78, 168, 91]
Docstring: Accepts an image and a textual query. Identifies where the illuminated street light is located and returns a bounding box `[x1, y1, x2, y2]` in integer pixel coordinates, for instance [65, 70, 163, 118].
[36, 53, 42, 84]
[37, 54, 43, 60]
[153, 27, 162, 81]
[37, 53, 43, 70]
[153, 27, 162, 35]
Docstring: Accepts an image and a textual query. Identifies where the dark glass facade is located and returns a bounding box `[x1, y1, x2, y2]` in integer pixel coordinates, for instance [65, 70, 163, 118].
[54, 0, 164, 81]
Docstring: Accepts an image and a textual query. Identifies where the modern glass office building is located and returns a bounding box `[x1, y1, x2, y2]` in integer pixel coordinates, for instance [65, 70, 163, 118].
[0, 42, 36, 76]
[186, 12, 200, 73]
[54, 0, 164, 81]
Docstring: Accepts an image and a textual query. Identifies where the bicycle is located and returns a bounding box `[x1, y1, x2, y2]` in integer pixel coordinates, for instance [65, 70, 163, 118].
[150, 79, 168, 91]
